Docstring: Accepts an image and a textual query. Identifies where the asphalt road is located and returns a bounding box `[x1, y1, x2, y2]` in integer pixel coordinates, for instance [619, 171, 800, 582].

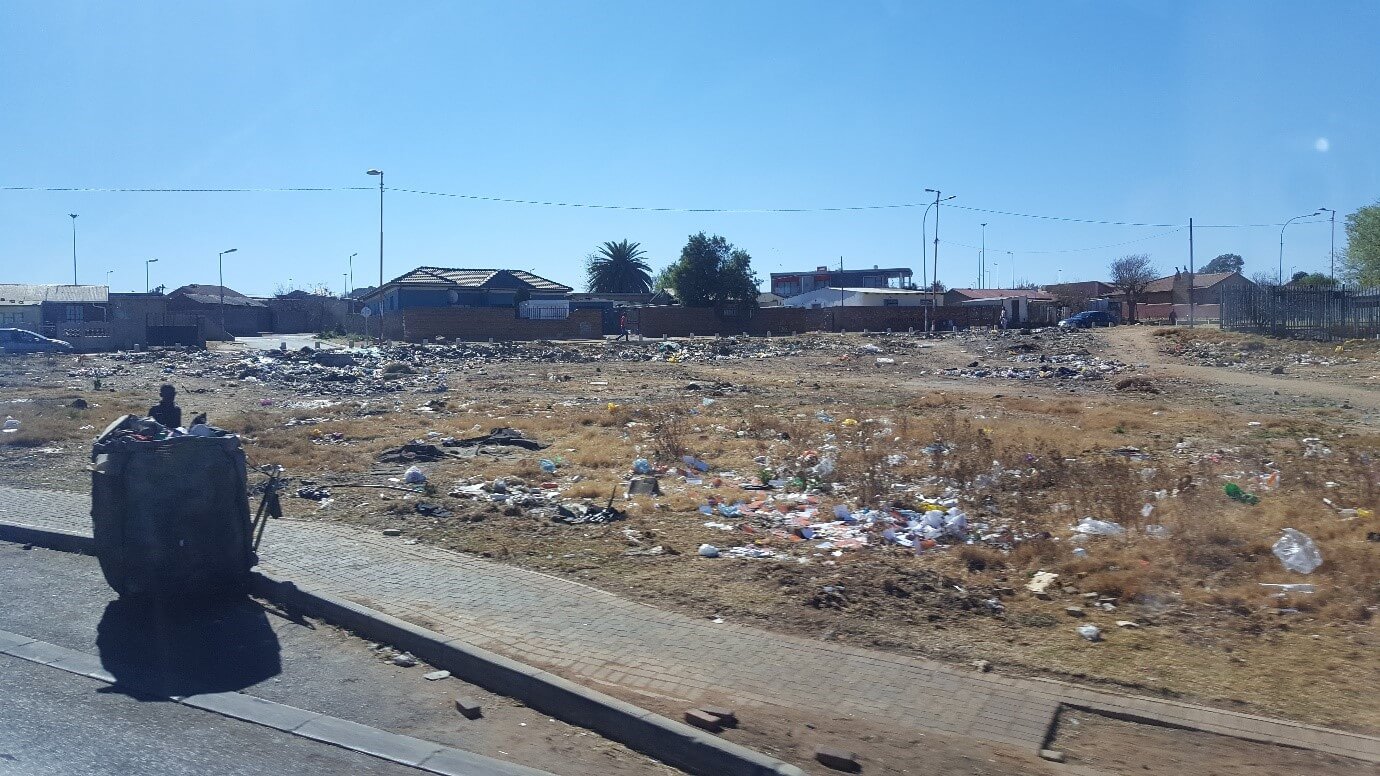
[0, 653, 419, 776]
[0, 542, 673, 776]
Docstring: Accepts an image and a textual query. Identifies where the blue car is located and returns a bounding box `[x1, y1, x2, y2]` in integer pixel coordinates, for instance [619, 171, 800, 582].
[1058, 311, 1118, 329]
[0, 328, 74, 354]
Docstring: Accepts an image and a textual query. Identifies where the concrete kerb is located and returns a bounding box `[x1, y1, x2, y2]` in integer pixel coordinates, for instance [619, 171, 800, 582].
[249, 570, 807, 776]
[0, 522, 94, 555]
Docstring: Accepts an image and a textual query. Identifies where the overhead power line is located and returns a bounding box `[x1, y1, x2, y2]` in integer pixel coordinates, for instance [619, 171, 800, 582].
[0, 184, 1331, 228]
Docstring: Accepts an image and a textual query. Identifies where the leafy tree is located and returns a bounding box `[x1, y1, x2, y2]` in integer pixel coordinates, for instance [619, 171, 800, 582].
[1342, 200, 1380, 286]
[1248, 271, 1277, 287]
[1292, 272, 1338, 288]
[662, 232, 760, 307]
[1200, 253, 1244, 274]
[1109, 253, 1157, 323]
[585, 240, 653, 294]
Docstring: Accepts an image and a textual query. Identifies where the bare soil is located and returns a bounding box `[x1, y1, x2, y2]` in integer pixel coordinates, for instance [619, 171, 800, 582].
[3, 327, 1379, 773]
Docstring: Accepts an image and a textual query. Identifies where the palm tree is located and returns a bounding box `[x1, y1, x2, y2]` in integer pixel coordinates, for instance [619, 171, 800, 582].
[586, 240, 653, 294]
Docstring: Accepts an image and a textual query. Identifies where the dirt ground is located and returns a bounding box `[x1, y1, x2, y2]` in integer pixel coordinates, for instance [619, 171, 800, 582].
[2, 324, 1378, 773]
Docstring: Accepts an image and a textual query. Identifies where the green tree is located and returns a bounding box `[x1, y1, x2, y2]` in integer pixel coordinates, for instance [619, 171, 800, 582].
[1342, 200, 1380, 286]
[1200, 253, 1244, 274]
[585, 240, 654, 294]
[662, 232, 760, 307]
[1292, 271, 1338, 288]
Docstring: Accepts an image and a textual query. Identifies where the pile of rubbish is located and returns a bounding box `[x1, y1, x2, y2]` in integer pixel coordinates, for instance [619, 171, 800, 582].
[90, 414, 235, 451]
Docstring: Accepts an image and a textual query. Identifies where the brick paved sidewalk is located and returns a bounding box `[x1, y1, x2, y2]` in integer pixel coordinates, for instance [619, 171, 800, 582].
[3, 486, 1377, 763]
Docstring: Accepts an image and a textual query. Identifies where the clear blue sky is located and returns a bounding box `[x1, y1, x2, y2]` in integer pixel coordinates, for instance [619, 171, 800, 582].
[2, 1, 1377, 295]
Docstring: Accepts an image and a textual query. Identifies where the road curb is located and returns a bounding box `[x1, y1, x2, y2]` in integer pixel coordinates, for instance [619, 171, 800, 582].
[249, 571, 806, 776]
[0, 522, 94, 555]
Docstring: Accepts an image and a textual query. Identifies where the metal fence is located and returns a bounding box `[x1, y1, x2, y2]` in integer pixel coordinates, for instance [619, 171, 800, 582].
[1220, 286, 1380, 340]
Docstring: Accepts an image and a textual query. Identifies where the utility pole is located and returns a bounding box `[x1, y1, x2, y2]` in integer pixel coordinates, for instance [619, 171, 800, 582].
[979, 223, 987, 288]
[1186, 215, 1197, 327]
[1319, 207, 1336, 280]
[926, 189, 943, 308]
[839, 256, 845, 311]
[68, 214, 79, 285]
[367, 169, 385, 345]
[1007, 251, 1014, 287]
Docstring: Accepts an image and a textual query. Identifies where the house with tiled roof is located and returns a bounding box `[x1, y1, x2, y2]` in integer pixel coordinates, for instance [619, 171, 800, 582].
[1111, 271, 1255, 305]
[360, 267, 572, 314]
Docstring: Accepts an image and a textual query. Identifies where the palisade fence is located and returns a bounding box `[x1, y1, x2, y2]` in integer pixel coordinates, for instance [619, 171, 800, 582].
[1220, 285, 1380, 340]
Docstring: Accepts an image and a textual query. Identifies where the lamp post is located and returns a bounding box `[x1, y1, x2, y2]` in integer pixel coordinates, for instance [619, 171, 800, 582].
[921, 193, 956, 299]
[68, 214, 79, 285]
[218, 248, 238, 335]
[924, 188, 953, 309]
[343, 273, 349, 298]
[980, 223, 987, 289]
[145, 258, 158, 293]
[105, 269, 113, 287]
[1278, 211, 1322, 284]
[1007, 251, 1014, 287]
[1318, 207, 1336, 280]
[348, 252, 357, 297]
[366, 169, 385, 345]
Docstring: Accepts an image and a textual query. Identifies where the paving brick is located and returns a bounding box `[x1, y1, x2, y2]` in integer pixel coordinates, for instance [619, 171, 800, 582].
[5, 486, 1379, 765]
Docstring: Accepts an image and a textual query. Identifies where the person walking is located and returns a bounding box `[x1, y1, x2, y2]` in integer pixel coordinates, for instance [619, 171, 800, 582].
[617, 312, 630, 341]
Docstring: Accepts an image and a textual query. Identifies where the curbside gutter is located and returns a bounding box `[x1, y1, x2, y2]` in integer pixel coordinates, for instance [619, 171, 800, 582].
[249, 571, 806, 776]
[0, 522, 804, 776]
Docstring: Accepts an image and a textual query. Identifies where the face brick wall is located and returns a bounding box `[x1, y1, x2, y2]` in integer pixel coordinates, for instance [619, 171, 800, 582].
[631, 305, 999, 337]
[399, 307, 602, 342]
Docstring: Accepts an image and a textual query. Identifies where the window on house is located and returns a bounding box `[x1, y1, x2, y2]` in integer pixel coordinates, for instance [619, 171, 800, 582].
[65, 305, 83, 322]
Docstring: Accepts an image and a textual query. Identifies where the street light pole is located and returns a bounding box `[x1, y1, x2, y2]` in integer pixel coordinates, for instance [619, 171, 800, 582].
[1007, 251, 1014, 287]
[924, 189, 953, 310]
[1318, 207, 1336, 280]
[1278, 211, 1322, 284]
[367, 169, 385, 345]
[218, 248, 238, 336]
[68, 214, 79, 285]
[980, 223, 987, 289]
[348, 252, 357, 297]
[146, 259, 158, 293]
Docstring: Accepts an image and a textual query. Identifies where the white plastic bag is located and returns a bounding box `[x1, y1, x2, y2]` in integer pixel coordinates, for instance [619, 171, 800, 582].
[404, 465, 427, 484]
[1074, 517, 1126, 537]
[1272, 528, 1323, 574]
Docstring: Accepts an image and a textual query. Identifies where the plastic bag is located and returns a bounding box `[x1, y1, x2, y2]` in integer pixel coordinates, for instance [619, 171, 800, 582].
[540, 458, 558, 473]
[632, 458, 652, 475]
[1272, 528, 1322, 574]
[697, 543, 720, 558]
[1074, 517, 1126, 537]
[404, 465, 427, 484]
[1077, 624, 1102, 642]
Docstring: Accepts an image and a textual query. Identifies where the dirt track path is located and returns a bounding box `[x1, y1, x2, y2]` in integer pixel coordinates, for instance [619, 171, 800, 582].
[1105, 326, 1380, 420]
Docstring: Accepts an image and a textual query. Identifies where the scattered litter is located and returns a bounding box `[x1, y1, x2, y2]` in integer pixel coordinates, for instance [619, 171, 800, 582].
[553, 502, 625, 524]
[1077, 624, 1102, 642]
[1224, 482, 1260, 505]
[403, 465, 428, 484]
[697, 544, 720, 558]
[1074, 517, 1125, 537]
[1272, 529, 1323, 574]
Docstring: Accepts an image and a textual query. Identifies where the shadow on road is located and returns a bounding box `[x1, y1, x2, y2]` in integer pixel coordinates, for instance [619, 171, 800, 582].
[96, 593, 282, 698]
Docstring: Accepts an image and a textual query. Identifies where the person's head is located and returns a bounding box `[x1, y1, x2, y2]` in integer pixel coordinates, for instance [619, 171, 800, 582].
[159, 383, 176, 402]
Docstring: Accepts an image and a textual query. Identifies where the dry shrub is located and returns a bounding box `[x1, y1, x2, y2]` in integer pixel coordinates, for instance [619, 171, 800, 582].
[646, 403, 692, 462]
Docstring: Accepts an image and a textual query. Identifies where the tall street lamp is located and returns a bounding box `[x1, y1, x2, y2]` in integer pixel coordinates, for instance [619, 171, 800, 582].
[1007, 251, 1015, 287]
[367, 169, 385, 345]
[343, 273, 349, 299]
[1318, 207, 1336, 280]
[145, 258, 159, 293]
[1278, 211, 1321, 284]
[348, 252, 358, 297]
[924, 188, 953, 309]
[68, 214, 79, 285]
[980, 223, 987, 289]
[921, 193, 956, 294]
[219, 248, 238, 335]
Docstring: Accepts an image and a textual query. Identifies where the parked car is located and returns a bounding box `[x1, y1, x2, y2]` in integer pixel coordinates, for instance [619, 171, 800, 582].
[1057, 310, 1118, 329]
[0, 328, 74, 353]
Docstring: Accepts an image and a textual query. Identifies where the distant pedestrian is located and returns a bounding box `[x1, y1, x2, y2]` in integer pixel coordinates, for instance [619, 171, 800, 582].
[617, 313, 630, 341]
[1168, 308, 1178, 326]
[999, 309, 1009, 331]
[149, 383, 182, 429]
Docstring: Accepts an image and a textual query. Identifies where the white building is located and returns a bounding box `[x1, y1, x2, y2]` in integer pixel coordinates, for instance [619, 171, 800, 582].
[780, 287, 934, 309]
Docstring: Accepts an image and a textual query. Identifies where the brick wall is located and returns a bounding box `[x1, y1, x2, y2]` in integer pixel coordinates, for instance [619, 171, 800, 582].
[631, 305, 999, 337]
[399, 307, 602, 342]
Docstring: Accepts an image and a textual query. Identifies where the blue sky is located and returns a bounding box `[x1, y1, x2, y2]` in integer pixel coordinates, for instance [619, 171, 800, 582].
[2, 1, 1377, 295]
